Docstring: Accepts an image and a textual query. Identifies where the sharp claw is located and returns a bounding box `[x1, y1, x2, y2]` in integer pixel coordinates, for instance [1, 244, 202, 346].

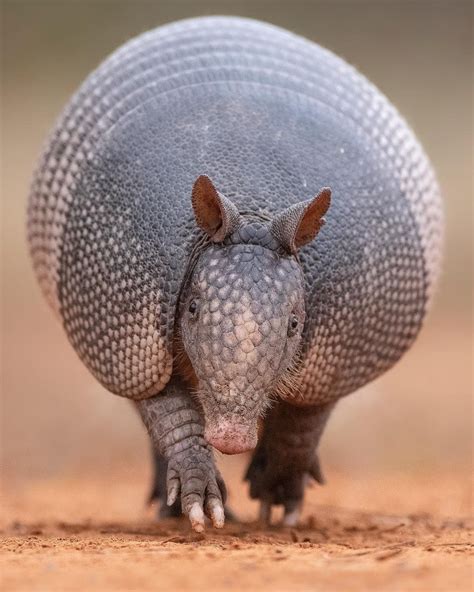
[309, 455, 325, 485]
[259, 500, 272, 524]
[282, 506, 301, 527]
[167, 482, 179, 506]
[189, 502, 205, 532]
[208, 500, 225, 529]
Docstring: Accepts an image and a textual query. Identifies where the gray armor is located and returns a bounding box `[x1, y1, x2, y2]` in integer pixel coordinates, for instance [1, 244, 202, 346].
[28, 17, 443, 530]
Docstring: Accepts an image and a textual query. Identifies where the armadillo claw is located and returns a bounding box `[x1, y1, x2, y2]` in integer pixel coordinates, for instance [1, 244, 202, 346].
[166, 479, 180, 507]
[206, 497, 225, 528]
[282, 502, 302, 527]
[188, 502, 205, 532]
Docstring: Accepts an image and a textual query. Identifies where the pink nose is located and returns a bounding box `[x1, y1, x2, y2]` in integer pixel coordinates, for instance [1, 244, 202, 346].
[205, 422, 257, 455]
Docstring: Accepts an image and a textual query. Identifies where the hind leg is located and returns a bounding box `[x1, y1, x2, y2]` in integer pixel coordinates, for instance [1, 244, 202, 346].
[148, 447, 182, 518]
[245, 400, 334, 526]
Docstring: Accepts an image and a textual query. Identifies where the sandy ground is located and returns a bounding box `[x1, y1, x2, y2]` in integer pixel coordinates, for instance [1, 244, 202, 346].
[1, 464, 472, 592]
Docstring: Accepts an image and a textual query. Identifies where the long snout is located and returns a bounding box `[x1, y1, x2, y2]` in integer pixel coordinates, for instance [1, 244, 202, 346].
[204, 418, 258, 455]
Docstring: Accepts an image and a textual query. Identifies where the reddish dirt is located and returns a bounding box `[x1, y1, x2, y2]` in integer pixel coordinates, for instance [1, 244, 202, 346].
[1, 466, 472, 591]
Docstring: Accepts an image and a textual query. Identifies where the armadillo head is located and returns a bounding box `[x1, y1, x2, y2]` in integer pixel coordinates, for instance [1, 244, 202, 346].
[179, 175, 331, 454]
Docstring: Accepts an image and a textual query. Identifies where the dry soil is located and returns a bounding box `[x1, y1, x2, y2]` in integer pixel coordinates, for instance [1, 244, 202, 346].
[1, 465, 472, 592]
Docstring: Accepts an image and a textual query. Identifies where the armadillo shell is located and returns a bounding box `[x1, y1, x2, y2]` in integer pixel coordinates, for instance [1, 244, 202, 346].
[27, 17, 443, 403]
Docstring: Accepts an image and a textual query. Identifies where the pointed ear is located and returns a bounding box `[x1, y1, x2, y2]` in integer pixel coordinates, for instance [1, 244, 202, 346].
[271, 187, 331, 254]
[191, 175, 241, 242]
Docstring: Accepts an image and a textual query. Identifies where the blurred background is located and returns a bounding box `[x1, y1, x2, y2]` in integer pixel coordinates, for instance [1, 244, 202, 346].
[1, 1, 472, 491]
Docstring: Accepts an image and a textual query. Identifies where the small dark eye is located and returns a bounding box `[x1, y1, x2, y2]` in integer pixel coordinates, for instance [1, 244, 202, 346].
[288, 314, 299, 336]
[188, 299, 198, 316]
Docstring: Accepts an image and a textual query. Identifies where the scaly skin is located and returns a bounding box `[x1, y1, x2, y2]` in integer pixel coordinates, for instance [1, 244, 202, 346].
[136, 378, 226, 532]
[246, 401, 334, 526]
[28, 17, 442, 406]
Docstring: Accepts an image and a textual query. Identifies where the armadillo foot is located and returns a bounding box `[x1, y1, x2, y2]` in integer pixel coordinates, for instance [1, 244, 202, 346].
[245, 401, 333, 526]
[166, 448, 226, 532]
[258, 499, 301, 527]
[246, 444, 308, 527]
[149, 443, 239, 524]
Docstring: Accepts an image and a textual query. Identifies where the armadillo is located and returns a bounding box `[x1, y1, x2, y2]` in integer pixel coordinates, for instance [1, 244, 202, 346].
[28, 16, 443, 531]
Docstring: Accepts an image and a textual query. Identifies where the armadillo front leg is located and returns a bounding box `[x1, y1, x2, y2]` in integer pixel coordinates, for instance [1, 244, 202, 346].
[136, 377, 226, 532]
[245, 401, 334, 526]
